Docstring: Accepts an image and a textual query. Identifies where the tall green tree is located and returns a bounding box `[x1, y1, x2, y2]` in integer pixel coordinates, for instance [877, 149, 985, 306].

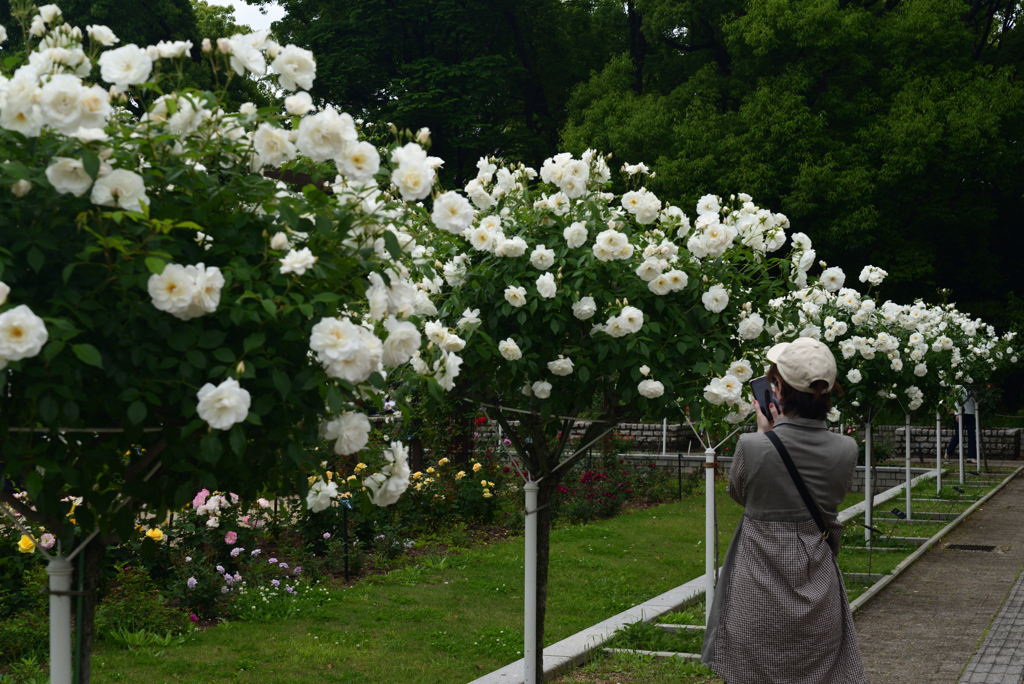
[562, 0, 1024, 329]
[245, 0, 627, 180]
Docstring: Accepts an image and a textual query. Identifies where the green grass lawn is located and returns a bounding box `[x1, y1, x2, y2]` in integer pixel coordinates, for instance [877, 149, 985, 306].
[87, 469, 1010, 683]
[91, 481, 746, 684]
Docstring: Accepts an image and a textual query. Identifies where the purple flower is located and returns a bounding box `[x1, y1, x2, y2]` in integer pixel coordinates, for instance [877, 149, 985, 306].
[189, 613, 198, 623]
[221, 586, 228, 594]
[271, 579, 280, 587]
[503, 438, 512, 447]
[233, 572, 242, 582]
[216, 565, 225, 574]
[279, 562, 289, 569]
[286, 585, 295, 594]
[293, 566, 302, 575]
[268, 557, 278, 564]
[323, 532, 331, 540]
[185, 556, 192, 562]
[251, 549, 261, 557]
[230, 547, 244, 558]
[225, 575, 234, 586]
[187, 577, 197, 590]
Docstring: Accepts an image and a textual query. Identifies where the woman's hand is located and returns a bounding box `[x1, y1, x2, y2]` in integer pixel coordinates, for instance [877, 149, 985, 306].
[754, 398, 781, 433]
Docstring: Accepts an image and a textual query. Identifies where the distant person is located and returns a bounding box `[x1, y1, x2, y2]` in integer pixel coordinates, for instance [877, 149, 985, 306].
[702, 338, 866, 684]
[945, 392, 977, 463]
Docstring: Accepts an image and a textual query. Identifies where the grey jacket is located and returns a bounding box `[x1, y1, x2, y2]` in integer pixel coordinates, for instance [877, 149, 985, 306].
[701, 417, 866, 684]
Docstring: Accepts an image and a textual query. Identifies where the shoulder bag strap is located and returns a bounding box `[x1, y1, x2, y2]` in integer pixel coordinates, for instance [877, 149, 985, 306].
[765, 430, 828, 539]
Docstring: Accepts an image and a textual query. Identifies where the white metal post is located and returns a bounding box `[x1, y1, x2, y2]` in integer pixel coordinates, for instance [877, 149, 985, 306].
[936, 411, 942, 493]
[905, 414, 912, 521]
[865, 422, 873, 544]
[975, 402, 983, 472]
[48, 556, 73, 684]
[959, 406, 965, 484]
[705, 447, 715, 624]
[523, 481, 539, 684]
[662, 418, 667, 456]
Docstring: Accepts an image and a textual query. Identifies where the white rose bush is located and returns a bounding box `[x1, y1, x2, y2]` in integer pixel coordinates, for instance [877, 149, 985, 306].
[0, 4, 444, 671]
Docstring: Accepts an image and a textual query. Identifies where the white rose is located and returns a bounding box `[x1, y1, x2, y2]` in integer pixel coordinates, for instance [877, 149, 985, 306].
[702, 284, 729, 313]
[496, 236, 527, 257]
[284, 91, 314, 115]
[0, 305, 48, 361]
[532, 381, 552, 399]
[737, 313, 764, 340]
[325, 328, 379, 384]
[664, 270, 689, 291]
[619, 306, 644, 333]
[728, 360, 754, 383]
[0, 282, 9, 306]
[391, 161, 434, 201]
[914, 363, 927, 377]
[563, 221, 588, 249]
[45, 157, 93, 197]
[147, 263, 196, 318]
[183, 263, 224, 319]
[272, 44, 317, 92]
[530, 244, 555, 270]
[498, 338, 522, 361]
[11, 180, 32, 197]
[253, 123, 297, 168]
[323, 412, 371, 455]
[572, 297, 597, 320]
[196, 378, 251, 430]
[76, 83, 112, 130]
[337, 141, 379, 183]
[39, 74, 83, 134]
[86, 25, 118, 46]
[504, 286, 527, 308]
[536, 272, 557, 299]
[91, 169, 149, 213]
[380, 316, 421, 367]
[310, 317, 363, 364]
[696, 193, 721, 215]
[431, 191, 474, 235]
[297, 107, 356, 162]
[306, 479, 338, 513]
[38, 4, 61, 23]
[638, 379, 664, 399]
[270, 232, 290, 251]
[847, 369, 862, 384]
[547, 357, 574, 376]
[820, 267, 846, 292]
[279, 247, 318, 275]
[648, 274, 672, 296]
[98, 44, 153, 90]
[704, 378, 726, 405]
[228, 33, 266, 77]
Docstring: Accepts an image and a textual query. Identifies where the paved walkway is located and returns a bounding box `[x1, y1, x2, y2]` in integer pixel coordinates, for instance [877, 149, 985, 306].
[854, 468, 1024, 683]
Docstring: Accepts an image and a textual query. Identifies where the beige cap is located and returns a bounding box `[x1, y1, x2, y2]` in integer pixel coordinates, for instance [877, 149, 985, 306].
[766, 337, 837, 393]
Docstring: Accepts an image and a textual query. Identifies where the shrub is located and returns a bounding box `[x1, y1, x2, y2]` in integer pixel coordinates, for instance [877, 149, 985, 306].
[95, 565, 188, 639]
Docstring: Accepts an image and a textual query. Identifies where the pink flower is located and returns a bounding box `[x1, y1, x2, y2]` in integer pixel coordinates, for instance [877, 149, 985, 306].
[193, 488, 210, 509]
[224, 531, 237, 545]
[189, 613, 198, 623]
[39, 533, 56, 550]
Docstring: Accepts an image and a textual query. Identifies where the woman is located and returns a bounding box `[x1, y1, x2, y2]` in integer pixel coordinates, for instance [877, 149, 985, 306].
[702, 337, 866, 684]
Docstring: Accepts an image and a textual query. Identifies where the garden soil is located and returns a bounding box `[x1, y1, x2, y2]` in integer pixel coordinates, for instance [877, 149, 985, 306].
[854, 465, 1024, 683]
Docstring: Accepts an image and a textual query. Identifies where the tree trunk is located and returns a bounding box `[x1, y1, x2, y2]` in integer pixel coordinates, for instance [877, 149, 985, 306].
[626, 0, 647, 95]
[532, 471, 559, 678]
[78, 537, 107, 684]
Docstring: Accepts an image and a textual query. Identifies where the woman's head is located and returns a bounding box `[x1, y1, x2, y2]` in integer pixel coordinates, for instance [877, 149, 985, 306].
[765, 338, 842, 420]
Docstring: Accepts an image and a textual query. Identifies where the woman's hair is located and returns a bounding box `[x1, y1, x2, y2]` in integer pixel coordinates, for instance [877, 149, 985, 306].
[766, 363, 844, 420]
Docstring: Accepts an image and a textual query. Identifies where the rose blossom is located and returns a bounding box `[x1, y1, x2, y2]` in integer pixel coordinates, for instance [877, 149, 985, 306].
[196, 378, 251, 430]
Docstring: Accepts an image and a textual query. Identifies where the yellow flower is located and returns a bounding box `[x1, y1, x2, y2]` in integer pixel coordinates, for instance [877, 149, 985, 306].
[427, 467, 436, 474]
[307, 475, 318, 486]
[412, 472, 423, 480]
[472, 463, 482, 473]
[480, 479, 487, 486]
[17, 535, 35, 553]
[438, 458, 449, 466]
[483, 492, 493, 499]
[340, 492, 351, 499]
[354, 463, 367, 473]
[455, 471, 466, 480]
[326, 471, 333, 481]
[488, 481, 495, 487]
[347, 475, 357, 482]
[414, 483, 422, 491]
[145, 528, 164, 542]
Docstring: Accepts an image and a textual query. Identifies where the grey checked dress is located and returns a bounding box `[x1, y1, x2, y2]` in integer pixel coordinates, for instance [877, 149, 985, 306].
[701, 416, 867, 684]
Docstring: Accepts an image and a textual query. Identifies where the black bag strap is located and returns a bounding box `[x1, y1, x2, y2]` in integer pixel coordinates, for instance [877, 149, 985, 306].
[765, 431, 829, 539]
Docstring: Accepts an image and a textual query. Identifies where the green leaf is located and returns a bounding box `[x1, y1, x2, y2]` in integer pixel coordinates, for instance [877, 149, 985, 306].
[127, 400, 147, 425]
[229, 424, 247, 457]
[212, 347, 235, 364]
[243, 333, 266, 353]
[200, 433, 223, 465]
[186, 349, 207, 369]
[43, 341, 65, 363]
[382, 230, 403, 260]
[326, 384, 345, 413]
[271, 369, 291, 399]
[144, 257, 166, 275]
[72, 344, 103, 368]
[262, 299, 278, 317]
[82, 149, 100, 179]
[24, 471, 42, 499]
[27, 247, 44, 272]
[578, 366, 591, 383]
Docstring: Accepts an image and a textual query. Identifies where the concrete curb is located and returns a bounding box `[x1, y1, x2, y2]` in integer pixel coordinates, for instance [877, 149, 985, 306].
[849, 465, 1024, 614]
[469, 468, 947, 684]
